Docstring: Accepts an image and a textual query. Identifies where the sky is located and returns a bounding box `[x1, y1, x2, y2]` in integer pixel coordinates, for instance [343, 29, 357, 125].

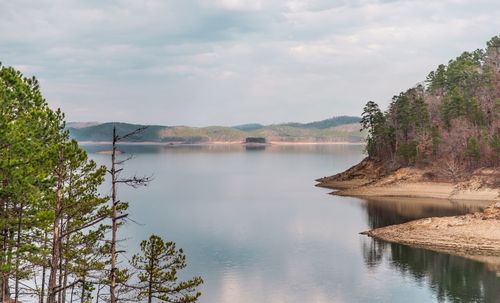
[0, 0, 499, 126]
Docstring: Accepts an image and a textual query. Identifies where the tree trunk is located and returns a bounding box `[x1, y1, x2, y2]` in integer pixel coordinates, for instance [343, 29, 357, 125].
[47, 212, 60, 303]
[70, 283, 74, 303]
[14, 203, 23, 303]
[5, 226, 15, 301]
[48, 150, 64, 303]
[40, 233, 48, 303]
[61, 253, 68, 303]
[110, 127, 117, 303]
[47, 211, 60, 303]
[148, 254, 153, 303]
[58, 216, 64, 303]
[1, 195, 11, 302]
[80, 278, 85, 303]
[95, 283, 101, 303]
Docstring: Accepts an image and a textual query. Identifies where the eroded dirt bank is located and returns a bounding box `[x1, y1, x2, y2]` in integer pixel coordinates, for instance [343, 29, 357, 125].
[317, 158, 500, 269]
[364, 203, 500, 271]
[316, 158, 500, 202]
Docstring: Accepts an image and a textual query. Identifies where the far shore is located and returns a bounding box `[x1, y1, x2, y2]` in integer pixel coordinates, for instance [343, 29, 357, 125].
[78, 140, 366, 146]
[269, 141, 365, 145]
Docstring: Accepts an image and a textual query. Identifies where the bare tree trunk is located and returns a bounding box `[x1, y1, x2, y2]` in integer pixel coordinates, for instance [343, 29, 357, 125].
[108, 125, 150, 303]
[61, 251, 68, 303]
[48, 150, 64, 303]
[70, 283, 74, 303]
[58, 216, 64, 303]
[95, 283, 101, 303]
[62, 172, 74, 303]
[110, 127, 118, 303]
[1, 195, 10, 302]
[14, 203, 23, 303]
[5, 226, 14, 301]
[40, 233, 48, 303]
[148, 254, 153, 303]
[80, 278, 85, 303]
[47, 211, 60, 303]
[0, 157, 12, 302]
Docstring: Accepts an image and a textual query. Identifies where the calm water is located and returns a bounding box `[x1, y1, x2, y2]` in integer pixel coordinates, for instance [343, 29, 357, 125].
[84, 144, 500, 303]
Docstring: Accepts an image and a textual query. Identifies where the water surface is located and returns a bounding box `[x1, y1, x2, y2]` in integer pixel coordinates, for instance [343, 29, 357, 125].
[84, 144, 500, 303]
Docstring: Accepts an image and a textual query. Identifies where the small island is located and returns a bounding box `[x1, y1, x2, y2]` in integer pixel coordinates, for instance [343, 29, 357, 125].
[244, 137, 267, 144]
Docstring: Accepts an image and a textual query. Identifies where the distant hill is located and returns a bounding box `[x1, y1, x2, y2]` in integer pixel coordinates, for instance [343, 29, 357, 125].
[232, 123, 264, 131]
[280, 116, 361, 129]
[66, 121, 100, 129]
[69, 122, 167, 142]
[68, 116, 364, 143]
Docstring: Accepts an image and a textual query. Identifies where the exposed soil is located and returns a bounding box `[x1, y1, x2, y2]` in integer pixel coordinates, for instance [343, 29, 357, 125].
[316, 158, 500, 202]
[317, 158, 500, 270]
[364, 203, 500, 271]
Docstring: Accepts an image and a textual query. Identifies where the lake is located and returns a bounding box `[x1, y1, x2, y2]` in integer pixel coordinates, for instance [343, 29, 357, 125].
[83, 144, 500, 303]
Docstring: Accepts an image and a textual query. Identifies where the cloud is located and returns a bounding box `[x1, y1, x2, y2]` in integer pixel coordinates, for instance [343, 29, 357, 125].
[0, 0, 499, 125]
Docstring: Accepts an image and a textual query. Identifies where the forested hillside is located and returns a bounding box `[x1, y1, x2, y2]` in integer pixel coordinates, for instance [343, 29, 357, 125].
[69, 122, 166, 142]
[361, 36, 500, 177]
[68, 116, 364, 143]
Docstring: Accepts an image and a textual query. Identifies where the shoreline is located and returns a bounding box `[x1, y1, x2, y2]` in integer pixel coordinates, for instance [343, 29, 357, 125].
[317, 180, 500, 202]
[316, 158, 499, 202]
[363, 203, 500, 272]
[317, 158, 500, 269]
[78, 140, 365, 146]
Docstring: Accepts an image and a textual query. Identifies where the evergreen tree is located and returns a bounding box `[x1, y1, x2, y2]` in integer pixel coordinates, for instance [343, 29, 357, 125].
[360, 101, 389, 159]
[46, 139, 108, 303]
[0, 63, 203, 303]
[359, 35, 500, 170]
[465, 136, 481, 161]
[0, 64, 65, 301]
[130, 235, 203, 303]
[0, 64, 111, 303]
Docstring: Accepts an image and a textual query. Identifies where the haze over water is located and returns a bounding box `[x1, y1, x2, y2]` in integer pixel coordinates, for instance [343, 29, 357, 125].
[84, 144, 499, 303]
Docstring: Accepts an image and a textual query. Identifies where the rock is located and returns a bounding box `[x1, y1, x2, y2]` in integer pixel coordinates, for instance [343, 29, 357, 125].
[419, 218, 432, 225]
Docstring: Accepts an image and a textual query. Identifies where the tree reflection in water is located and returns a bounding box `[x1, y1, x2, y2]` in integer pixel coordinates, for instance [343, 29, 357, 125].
[361, 196, 485, 229]
[360, 197, 500, 302]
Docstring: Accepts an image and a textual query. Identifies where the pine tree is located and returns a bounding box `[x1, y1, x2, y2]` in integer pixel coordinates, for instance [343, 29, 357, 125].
[47, 139, 108, 303]
[360, 101, 382, 157]
[130, 235, 203, 303]
[0, 64, 65, 301]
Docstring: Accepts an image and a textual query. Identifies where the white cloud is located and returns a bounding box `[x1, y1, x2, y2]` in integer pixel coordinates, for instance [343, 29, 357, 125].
[0, 0, 499, 125]
[212, 0, 264, 11]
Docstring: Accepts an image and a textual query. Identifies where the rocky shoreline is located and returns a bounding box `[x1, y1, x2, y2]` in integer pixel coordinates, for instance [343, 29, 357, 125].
[317, 158, 500, 268]
[317, 158, 499, 202]
[363, 203, 500, 272]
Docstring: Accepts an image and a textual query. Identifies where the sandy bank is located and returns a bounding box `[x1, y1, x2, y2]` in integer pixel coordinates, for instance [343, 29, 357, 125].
[332, 181, 500, 202]
[317, 158, 500, 202]
[318, 158, 500, 267]
[364, 203, 500, 271]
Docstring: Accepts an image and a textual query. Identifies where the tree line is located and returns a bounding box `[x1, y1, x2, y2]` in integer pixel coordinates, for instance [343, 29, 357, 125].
[361, 36, 500, 178]
[0, 64, 202, 302]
